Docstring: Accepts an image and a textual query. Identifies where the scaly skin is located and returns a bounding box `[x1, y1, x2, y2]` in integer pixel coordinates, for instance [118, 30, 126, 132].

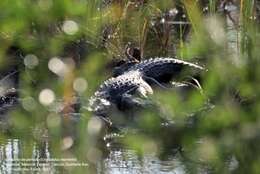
[113, 57, 204, 83]
[88, 71, 153, 117]
[89, 57, 205, 120]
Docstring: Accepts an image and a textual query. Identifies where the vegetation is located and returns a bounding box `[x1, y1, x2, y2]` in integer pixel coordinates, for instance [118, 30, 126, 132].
[0, 0, 259, 173]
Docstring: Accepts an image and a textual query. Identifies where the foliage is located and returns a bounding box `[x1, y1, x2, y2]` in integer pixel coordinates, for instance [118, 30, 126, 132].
[0, 0, 259, 173]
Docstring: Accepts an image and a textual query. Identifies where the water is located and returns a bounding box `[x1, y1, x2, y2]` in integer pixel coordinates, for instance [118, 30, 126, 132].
[99, 148, 186, 174]
[0, 108, 190, 174]
[0, 102, 230, 174]
[0, 137, 188, 174]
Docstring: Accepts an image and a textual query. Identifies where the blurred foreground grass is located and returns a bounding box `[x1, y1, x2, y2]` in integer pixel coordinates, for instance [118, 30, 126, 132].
[0, 0, 259, 173]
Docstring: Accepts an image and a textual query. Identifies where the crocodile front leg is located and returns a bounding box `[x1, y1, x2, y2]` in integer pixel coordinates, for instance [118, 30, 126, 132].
[117, 84, 153, 111]
[119, 93, 154, 110]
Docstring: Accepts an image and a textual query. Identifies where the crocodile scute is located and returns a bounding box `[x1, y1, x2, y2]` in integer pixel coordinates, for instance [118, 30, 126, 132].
[113, 57, 204, 83]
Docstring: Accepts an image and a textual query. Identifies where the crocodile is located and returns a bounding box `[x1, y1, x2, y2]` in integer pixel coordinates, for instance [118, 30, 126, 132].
[0, 88, 18, 114]
[88, 70, 153, 120]
[113, 57, 204, 85]
[88, 57, 205, 123]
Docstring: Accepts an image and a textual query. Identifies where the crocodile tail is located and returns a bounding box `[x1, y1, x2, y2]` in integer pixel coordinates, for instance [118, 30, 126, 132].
[141, 57, 206, 84]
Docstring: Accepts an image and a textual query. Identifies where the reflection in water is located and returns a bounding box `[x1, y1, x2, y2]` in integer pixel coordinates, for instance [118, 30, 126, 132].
[0, 139, 53, 173]
[99, 148, 186, 174]
[0, 138, 187, 174]
[0, 139, 20, 173]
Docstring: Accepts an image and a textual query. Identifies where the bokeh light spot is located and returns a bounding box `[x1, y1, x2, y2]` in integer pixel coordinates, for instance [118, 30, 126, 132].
[39, 89, 55, 106]
[48, 57, 67, 76]
[87, 117, 103, 136]
[21, 97, 37, 111]
[24, 54, 39, 69]
[62, 136, 74, 150]
[62, 20, 79, 35]
[73, 77, 88, 93]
